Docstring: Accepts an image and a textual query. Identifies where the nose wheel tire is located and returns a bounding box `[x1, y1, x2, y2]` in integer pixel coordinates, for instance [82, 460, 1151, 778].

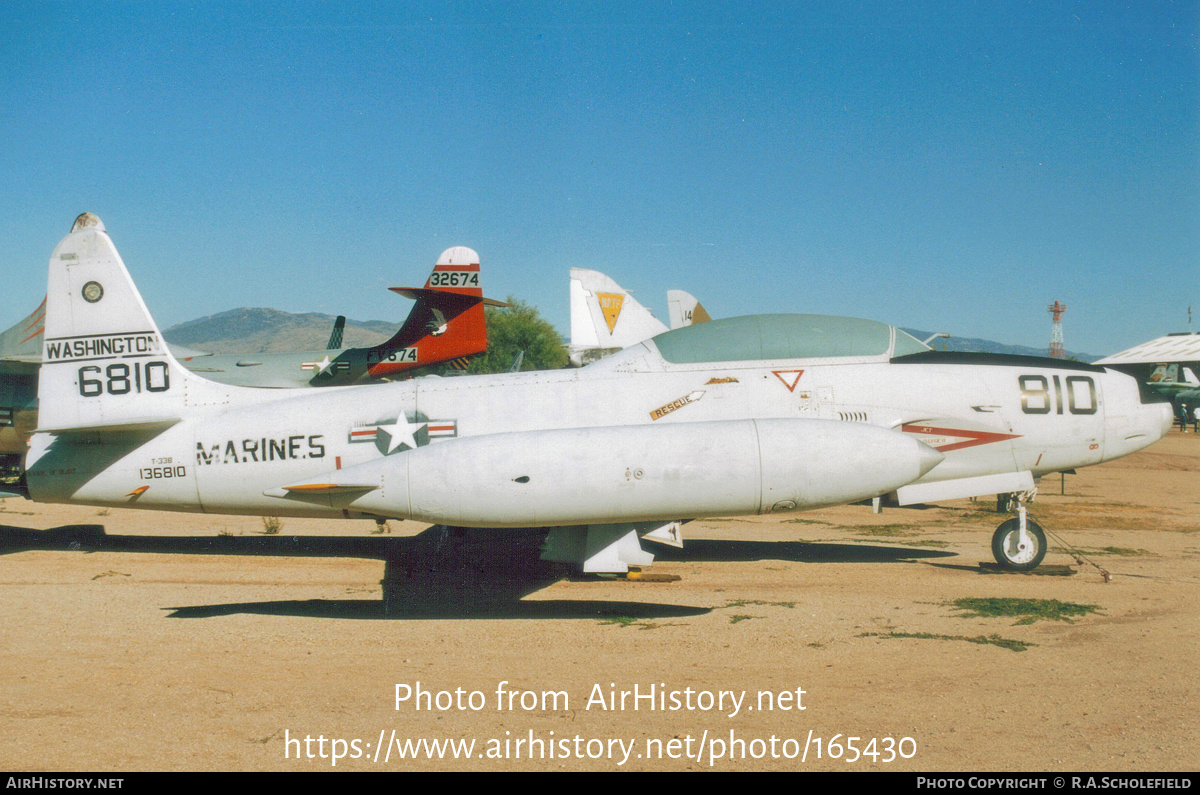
[992, 518, 1047, 571]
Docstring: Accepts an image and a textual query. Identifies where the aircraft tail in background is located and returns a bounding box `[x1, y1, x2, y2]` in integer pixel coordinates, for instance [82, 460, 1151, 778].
[0, 300, 42, 455]
[0, 297, 46, 369]
[326, 315, 346, 350]
[568, 268, 668, 366]
[667, 289, 711, 330]
[368, 247, 508, 378]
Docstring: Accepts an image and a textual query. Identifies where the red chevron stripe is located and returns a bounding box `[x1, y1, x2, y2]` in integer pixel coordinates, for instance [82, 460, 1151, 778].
[901, 424, 1021, 452]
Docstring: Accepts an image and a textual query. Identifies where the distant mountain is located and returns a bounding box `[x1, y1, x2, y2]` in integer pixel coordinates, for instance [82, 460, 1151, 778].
[163, 308, 397, 354]
[902, 329, 1099, 364]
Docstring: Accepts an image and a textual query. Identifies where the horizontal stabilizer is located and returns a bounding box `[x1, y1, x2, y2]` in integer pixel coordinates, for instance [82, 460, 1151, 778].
[388, 287, 510, 307]
[36, 417, 182, 436]
[166, 343, 212, 360]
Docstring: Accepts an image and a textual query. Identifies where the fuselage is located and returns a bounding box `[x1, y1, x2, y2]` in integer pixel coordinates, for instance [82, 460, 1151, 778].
[25, 318, 1172, 522]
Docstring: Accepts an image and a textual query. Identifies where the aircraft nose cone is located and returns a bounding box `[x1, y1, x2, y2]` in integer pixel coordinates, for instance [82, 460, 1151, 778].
[915, 441, 944, 477]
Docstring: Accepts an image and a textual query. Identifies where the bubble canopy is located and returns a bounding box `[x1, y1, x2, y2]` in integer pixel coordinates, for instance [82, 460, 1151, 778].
[648, 314, 928, 364]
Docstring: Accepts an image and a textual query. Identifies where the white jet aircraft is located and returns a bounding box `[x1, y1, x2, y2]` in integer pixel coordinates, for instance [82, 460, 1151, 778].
[23, 215, 1172, 579]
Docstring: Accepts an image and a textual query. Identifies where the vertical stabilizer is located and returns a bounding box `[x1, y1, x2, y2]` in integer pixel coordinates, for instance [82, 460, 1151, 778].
[371, 246, 506, 378]
[326, 316, 346, 350]
[37, 214, 250, 432]
[667, 290, 711, 330]
[568, 268, 668, 365]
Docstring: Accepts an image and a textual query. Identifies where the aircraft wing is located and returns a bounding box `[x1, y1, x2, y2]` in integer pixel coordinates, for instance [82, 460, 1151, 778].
[895, 470, 1035, 506]
[1096, 333, 1200, 365]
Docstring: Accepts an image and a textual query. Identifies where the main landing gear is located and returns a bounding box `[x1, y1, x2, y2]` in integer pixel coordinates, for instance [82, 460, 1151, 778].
[991, 490, 1047, 571]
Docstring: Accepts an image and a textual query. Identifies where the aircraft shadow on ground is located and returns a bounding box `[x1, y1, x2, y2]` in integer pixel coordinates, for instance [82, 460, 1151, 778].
[0, 523, 712, 621]
[161, 598, 711, 621]
[0, 522, 955, 620]
[653, 538, 956, 564]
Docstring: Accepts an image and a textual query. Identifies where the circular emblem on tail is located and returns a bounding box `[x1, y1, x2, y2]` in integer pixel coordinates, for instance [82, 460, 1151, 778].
[82, 281, 104, 303]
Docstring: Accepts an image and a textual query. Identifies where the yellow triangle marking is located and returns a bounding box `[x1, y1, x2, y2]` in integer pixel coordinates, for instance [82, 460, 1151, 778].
[596, 292, 625, 334]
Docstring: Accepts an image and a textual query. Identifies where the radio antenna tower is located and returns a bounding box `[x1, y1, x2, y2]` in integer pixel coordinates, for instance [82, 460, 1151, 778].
[1048, 300, 1067, 359]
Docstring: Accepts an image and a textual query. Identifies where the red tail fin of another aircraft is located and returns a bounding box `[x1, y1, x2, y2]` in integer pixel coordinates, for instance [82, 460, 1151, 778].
[367, 247, 507, 378]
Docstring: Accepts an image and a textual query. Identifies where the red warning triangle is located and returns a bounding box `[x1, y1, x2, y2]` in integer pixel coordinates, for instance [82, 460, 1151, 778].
[772, 369, 804, 392]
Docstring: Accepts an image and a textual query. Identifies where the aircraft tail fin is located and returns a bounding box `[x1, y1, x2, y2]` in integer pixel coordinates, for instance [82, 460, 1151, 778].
[568, 268, 668, 365]
[326, 315, 346, 350]
[1149, 364, 1180, 384]
[37, 214, 245, 433]
[0, 297, 47, 366]
[666, 290, 711, 330]
[369, 247, 507, 378]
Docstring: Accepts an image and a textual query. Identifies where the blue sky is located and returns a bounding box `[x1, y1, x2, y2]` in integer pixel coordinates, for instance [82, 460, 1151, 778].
[1, 1, 1196, 356]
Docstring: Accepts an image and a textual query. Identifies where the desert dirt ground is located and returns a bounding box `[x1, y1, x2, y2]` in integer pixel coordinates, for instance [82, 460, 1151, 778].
[1, 432, 1197, 772]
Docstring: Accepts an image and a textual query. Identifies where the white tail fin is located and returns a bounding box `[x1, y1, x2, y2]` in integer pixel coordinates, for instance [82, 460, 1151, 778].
[1148, 364, 1179, 384]
[666, 290, 711, 330]
[568, 268, 668, 366]
[38, 214, 248, 432]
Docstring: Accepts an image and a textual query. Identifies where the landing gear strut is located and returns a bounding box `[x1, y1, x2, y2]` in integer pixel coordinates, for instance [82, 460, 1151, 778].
[991, 490, 1047, 571]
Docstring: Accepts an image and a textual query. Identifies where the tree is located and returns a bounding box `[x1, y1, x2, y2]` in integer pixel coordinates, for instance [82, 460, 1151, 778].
[462, 296, 568, 374]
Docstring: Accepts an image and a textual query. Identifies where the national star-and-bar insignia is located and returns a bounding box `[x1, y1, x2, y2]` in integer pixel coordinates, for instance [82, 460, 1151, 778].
[349, 415, 458, 455]
[301, 356, 352, 375]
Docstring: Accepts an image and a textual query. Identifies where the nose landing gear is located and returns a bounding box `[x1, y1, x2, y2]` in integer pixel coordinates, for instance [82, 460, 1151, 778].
[992, 490, 1047, 571]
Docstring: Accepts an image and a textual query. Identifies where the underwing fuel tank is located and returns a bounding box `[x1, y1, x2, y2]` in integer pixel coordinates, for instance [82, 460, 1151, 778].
[272, 418, 944, 527]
